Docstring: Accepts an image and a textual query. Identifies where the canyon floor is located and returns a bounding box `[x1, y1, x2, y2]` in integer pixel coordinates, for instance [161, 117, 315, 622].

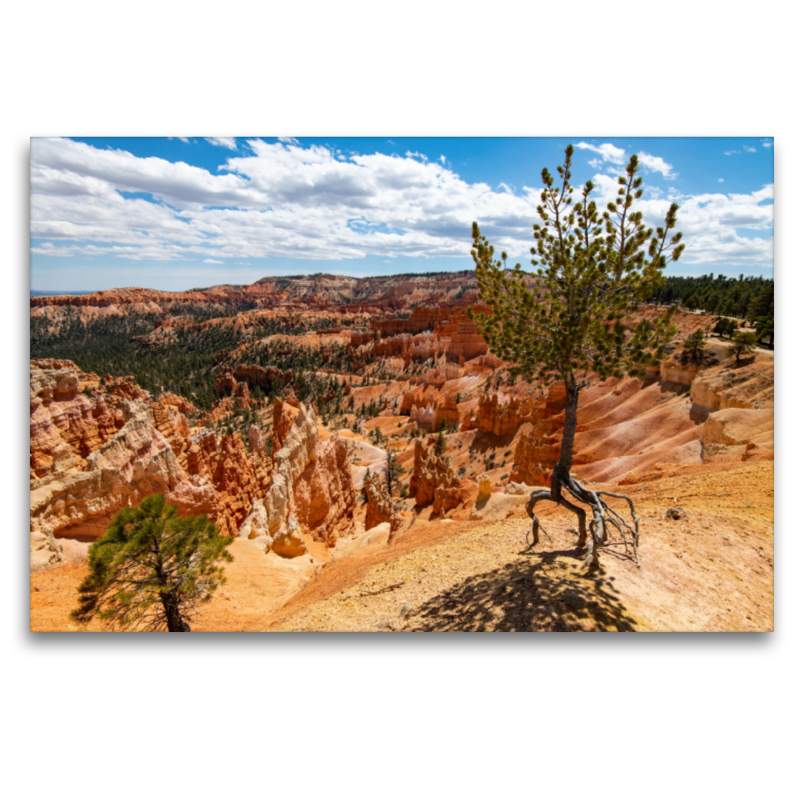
[31, 458, 773, 633]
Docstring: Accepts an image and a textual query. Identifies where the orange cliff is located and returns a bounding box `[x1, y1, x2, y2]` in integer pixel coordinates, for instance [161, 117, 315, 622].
[30, 361, 361, 568]
[30, 360, 270, 565]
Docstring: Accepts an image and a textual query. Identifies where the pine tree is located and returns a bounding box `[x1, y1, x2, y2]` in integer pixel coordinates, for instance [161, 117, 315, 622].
[385, 450, 405, 495]
[71, 494, 233, 632]
[434, 430, 446, 456]
[727, 331, 757, 365]
[681, 330, 707, 364]
[469, 145, 684, 568]
[361, 468, 371, 503]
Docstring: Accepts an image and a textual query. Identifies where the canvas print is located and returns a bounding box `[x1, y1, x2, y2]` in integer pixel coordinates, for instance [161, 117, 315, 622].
[29, 137, 774, 632]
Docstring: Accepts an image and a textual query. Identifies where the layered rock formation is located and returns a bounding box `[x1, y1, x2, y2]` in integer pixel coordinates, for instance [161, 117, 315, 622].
[691, 359, 774, 412]
[294, 434, 357, 546]
[30, 360, 272, 564]
[364, 472, 402, 533]
[30, 359, 125, 477]
[216, 364, 293, 397]
[239, 403, 356, 554]
[409, 440, 469, 517]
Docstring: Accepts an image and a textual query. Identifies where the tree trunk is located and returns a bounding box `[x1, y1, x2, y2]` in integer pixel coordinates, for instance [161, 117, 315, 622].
[155, 557, 190, 632]
[551, 373, 579, 496]
[162, 590, 190, 632]
[524, 372, 641, 570]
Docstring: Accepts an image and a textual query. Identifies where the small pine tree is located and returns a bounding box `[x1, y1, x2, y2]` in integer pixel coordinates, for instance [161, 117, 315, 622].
[727, 331, 757, 365]
[386, 450, 406, 495]
[681, 330, 707, 364]
[71, 494, 233, 632]
[434, 430, 446, 456]
[361, 468, 371, 503]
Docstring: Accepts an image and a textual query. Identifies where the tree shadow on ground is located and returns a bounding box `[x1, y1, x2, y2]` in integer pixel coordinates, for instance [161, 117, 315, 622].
[404, 550, 638, 632]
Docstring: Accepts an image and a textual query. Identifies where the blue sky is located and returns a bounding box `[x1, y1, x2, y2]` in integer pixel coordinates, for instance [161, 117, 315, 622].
[30, 136, 774, 292]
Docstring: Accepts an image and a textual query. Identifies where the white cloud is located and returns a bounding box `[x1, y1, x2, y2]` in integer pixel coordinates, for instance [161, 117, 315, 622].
[725, 150, 740, 156]
[588, 158, 602, 169]
[743, 145, 757, 153]
[203, 258, 224, 263]
[29, 138, 774, 273]
[762, 140, 772, 148]
[588, 173, 773, 269]
[719, 178, 725, 182]
[637, 151, 677, 179]
[439, 155, 446, 165]
[575, 141, 626, 165]
[278, 137, 299, 145]
[205, 137, 238, 150]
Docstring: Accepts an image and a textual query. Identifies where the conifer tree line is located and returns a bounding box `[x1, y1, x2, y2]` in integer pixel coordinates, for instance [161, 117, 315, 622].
[646, 274, 774, 344]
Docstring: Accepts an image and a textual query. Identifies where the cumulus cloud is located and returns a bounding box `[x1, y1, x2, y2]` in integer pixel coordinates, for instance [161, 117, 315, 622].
[587, 174, 773, 268]
[29, 138, 774, 272]
[205, 137, 238, 150]
[719, 178, 725, 182]
[743, 145, 757, 153]
[278, 137, 299, 145]
[203, 258, 224, 263]
[637, 151, 677, 179]
[575, 141, 626, 164]
[762, 140, 772, 148]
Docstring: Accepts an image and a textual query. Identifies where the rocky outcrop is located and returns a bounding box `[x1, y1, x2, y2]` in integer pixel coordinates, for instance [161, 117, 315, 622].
[432, 392, 461, 432]
[30, 361, 274, 564]
[294, 435, 357, 545]
[349, 329, 379, 347]
[240, 403, 356, 554]
[30, 359, 127, 477]
[272, 396, 298, 463]
[372, 306, 454, 336]
[272, 518, 307, 558]
[30, 400, 186, 544]
[209, 432, 271, 536]
[364, 473, 402, 533]
[691, 359, 774, 412]
[157, 392, 199, 417]
[151, 395, 192, 465]
[215, 366, 238, 396]
[510, 425, 561, 488]
[231, 364, 293, 391]
[476, 474, 493, 503]
[433, 308, 490, 362]
[660, 357, 701, 387]
[463, 387, 565, 439]
[409, 440, 467, 516]
[701, 408, 774, 450]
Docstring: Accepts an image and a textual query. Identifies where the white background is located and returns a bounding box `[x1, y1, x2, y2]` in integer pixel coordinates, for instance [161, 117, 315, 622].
[4, 3, 796, 799]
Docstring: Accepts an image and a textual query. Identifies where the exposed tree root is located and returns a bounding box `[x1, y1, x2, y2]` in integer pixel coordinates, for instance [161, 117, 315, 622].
[525, 472, 641, 569]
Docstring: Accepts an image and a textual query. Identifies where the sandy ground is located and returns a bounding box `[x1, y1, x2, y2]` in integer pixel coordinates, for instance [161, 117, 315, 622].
[31, 459, 773, 633]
